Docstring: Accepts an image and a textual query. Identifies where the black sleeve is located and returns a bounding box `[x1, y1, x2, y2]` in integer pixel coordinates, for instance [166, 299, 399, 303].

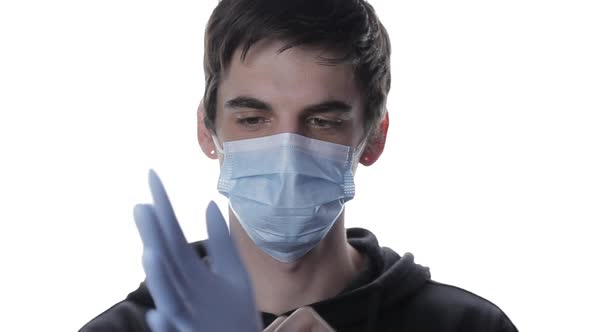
[79, 282, 154, 332]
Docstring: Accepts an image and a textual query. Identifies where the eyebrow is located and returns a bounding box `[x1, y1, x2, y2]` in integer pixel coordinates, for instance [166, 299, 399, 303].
[304, 100, 352, 114]
[224, 96, 352, 114]
[225, 96, 272, 112]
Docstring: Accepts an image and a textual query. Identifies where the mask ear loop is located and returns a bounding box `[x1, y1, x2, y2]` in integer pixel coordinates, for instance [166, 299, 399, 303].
[352, 135, 369, 162]
[211, 134, 225, 155]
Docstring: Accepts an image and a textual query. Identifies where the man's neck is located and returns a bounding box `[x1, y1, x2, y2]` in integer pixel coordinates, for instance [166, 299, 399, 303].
[228, 211, 365, 316]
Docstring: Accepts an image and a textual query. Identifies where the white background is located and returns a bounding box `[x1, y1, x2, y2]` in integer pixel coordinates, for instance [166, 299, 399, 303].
[1, 1, 589, 331]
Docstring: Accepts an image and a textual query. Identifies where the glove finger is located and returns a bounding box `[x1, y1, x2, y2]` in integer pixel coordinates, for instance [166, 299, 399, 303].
[134, 204, 194, 294]
[205, 201, 251, 285]
[146, 309, 182, 332]
[147, 170, 210, 282]
[143, 249, 191, 320]
[134, 204, 167, 251]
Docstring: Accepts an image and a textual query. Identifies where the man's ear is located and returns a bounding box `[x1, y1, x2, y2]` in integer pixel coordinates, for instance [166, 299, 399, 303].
[360, 112, 389, 166]
[197, 101, 219, 160]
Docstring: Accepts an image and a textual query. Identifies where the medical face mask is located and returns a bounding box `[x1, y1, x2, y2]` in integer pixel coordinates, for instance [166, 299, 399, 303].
[214, 133, 365, 263]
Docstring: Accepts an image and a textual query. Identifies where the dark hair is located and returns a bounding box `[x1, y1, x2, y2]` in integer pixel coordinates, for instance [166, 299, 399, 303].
[203, 0, 391, 136]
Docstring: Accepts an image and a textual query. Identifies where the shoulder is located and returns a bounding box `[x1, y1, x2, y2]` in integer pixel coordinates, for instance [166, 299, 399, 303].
[396, 281, 518, 331]
[414, 280, 502, 311]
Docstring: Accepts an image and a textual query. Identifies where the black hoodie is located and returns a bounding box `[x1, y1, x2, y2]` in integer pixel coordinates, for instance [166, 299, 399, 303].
[80, 228, 518, 332]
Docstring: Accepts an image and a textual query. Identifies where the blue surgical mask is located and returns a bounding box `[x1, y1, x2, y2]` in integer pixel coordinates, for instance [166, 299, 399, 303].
[214, 133, 365, 263]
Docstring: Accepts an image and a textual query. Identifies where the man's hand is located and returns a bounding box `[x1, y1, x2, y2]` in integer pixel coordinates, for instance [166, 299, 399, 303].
[133, 170, 262, 332]
[264, 307, 336, 332]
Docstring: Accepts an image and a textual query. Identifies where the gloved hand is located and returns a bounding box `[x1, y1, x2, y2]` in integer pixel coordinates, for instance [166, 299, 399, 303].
[133, 170, 262, 332]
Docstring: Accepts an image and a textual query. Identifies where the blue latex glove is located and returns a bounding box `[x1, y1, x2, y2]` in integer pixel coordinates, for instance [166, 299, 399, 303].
[133, 170, 262, 332]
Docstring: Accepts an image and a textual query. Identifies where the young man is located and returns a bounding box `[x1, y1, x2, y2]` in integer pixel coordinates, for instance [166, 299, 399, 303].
[81, 0, 518, 331]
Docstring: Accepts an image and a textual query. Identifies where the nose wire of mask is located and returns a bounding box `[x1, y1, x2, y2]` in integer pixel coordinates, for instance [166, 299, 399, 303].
[216, 133, 362, 263]
[213, 133, 367, 161]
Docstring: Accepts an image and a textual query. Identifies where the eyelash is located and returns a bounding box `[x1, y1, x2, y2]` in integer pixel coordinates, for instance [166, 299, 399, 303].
[236, 117, 269, 129]
[307, 117, 343, 129]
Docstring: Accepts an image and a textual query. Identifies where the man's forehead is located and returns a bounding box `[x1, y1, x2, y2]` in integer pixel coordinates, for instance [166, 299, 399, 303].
[220, 39, 350, 76]
[219, 39, 361, 106]
[240, 39, 345, 64]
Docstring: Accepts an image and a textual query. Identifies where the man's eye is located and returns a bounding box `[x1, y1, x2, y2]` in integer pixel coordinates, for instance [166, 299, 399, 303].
[237, 117, 267, 128]
[307, 117, 342, 129]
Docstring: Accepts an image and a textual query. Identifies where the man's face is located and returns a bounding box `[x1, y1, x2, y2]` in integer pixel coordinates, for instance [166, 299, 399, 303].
[213, 39, 366, 151]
